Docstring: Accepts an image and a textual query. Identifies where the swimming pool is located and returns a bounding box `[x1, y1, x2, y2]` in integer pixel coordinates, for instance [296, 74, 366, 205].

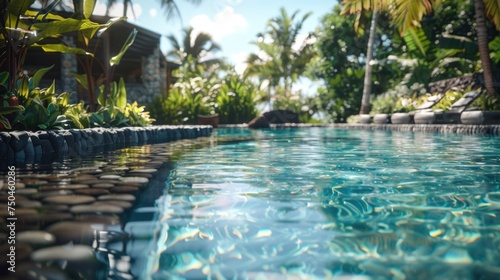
[136, 127, 500, 279]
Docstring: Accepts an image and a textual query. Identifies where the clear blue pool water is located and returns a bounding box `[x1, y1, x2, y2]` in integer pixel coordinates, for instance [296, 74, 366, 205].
[141, 127, 500, 279]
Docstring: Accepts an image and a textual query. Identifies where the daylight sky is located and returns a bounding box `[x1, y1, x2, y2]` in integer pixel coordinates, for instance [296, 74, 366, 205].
[94, 0, 338, 93]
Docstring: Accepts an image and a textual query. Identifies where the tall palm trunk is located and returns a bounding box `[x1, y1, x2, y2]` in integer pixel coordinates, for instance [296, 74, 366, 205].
[360, 10, 378, 114]
[475, 0, 496, 96]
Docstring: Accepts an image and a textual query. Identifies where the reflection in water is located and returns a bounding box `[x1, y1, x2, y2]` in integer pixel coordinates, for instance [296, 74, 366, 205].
[141, 128, 500, 279]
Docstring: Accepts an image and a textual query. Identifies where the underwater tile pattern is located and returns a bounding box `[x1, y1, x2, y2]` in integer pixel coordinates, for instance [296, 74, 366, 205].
[142, 128, 500, 279]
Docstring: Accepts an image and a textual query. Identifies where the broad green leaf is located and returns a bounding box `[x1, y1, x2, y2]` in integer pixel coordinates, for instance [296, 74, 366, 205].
[70, 73, 89, 90]
[403, 27, 430, 56]
[30, 19, 105, 45]
[0, 115, 12, 130]
[0, 105, 24, 114]
[110, 29, 138, 66]
[46, 80, 56, 96]
[32, 65, 54, 88]
[97, 17, 127, 36]
[73, 0, 97, 19]
[0, 72, 9, 86]
[489, 36, 500, 63]
[97, 89, 105, 107]
[116, 78, 127, 110]
[33, 43, 94, 57]
[18, 77, 30, 99]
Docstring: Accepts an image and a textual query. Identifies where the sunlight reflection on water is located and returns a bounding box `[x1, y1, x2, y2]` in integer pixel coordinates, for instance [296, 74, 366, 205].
[141, 128, 500, 279]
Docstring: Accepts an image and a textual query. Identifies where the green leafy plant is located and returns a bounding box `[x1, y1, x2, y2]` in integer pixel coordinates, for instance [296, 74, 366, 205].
[125, 101, 154, 126]
[471, 93, 500, 111]
[12, 67, 73, 130]
[216, 74, 258, 124]
[433, 90, 465, 112]
[64, 101, 91, 129]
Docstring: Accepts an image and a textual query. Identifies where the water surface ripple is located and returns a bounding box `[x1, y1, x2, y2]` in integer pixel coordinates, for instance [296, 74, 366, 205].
[144, 128, 500, 279]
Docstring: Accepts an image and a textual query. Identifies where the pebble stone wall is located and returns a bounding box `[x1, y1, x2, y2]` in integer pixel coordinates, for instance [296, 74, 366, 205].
[0, 126, 212, 169]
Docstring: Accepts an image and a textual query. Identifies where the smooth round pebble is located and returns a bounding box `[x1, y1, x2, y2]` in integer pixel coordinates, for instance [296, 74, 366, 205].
[121, 177, 149, 184]
[70, 204, 124, 214]
[98, 194, 136, 202]
[18, 230, 56, 246]
[31, 245, 94, 262]
[43, 195, 95, 205]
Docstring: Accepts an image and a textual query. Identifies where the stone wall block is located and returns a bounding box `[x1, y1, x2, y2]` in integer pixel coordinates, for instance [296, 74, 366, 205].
[10, 131, 29, 152]
[24, 137, 35, 164]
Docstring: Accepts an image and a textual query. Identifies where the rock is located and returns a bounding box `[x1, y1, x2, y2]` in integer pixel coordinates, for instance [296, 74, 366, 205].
[31, 245, 94, 262]
[248, 109, 299, 128]
[9, 131, 29, 152]
[46, 222, 96, 245]
[43, 195, 95, 205]
[17, 230, 56, 246]
[70, 204, 124, 214]
[121, 177, 149, 184]
[263, 109, 299, 123]
[98, 194, 135, 202]
[74, 188, 109, 196]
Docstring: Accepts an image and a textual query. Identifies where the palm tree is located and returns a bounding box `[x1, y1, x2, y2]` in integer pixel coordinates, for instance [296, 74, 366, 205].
[105, 0, 201, 20]
[343, 0, 498, 96]
[245, 8, 316, 105]
[166, 27, 222, 69]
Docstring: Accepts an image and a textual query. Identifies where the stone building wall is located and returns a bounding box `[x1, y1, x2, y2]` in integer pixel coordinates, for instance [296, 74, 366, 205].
[127, 47, 162, 106]
[60, 36, 78, 104]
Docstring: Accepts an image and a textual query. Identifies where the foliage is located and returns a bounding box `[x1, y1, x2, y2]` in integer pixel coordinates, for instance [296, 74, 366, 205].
[149, 63, 260, 125]
[471, 93, 500, 110]
[64, 101, 91, 129]
[149, 61, 217, 124]
[216, 74, 259, 124]
[433, 90, 465, 111]
[245, 7, 316, 105]
[11, 68, 73, 130]
[125, 102, 154, 126]
[370, 81, 427, 114]
[272, 87, 321, 123]
[166, 27, 222, 69]
[311, 5, 404, 122]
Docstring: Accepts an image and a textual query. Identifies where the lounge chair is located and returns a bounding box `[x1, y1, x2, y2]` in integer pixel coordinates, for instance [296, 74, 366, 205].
[389, 94, 445, 124]
[415, 90, 482, 124]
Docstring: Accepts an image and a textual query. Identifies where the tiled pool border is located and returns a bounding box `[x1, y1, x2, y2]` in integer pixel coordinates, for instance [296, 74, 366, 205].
[222, 123, 500, 135]
[0, 125, 213, 169]
[1, 123, 498, 167]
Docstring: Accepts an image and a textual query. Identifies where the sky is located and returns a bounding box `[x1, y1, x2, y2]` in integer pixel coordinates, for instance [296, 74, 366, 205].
[93, 0, 339, 94]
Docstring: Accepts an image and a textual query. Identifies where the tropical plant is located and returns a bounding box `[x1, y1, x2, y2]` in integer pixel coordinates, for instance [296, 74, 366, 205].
[166, 27, 222, 69]
[345, 0, 499, 96]
[245, 7, 316, 106]
[216, 73, 259, 124]
[310, 4, 404, 122]
[12, 67, 73, 130]
[340, 1, 391, 114]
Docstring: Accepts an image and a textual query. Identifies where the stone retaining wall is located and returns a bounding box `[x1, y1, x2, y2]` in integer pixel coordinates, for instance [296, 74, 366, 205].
[0, 126, 212, 169]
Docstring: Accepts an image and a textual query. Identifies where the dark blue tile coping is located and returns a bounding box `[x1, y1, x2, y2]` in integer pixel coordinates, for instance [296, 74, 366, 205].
[220, 123, 500, 136]
[0, 126, 213, 169]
